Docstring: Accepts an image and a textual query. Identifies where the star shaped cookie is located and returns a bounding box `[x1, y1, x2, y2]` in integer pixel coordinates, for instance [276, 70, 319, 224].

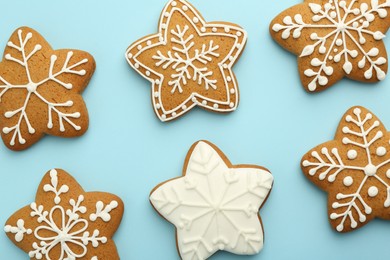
[0, 27, 95, 150]
[4, 169, 124, 259]
[150, 141, 273, 259]
[270, 0, 390, 92]
[125, 0, 247, 121]
[302, 106, 390, 232]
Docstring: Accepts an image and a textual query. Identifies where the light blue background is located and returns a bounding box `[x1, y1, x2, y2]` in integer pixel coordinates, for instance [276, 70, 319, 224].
[1, 0, 390, 259]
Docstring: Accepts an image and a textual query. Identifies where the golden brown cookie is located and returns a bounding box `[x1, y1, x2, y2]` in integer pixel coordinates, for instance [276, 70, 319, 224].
[150, 141, 273, 259]
[125, 0, 247, 121]
[4, 169, 124, 259]
[302, 106, 390, 232]
[270, 0, 390, 92]
[0, 27, 95, 150]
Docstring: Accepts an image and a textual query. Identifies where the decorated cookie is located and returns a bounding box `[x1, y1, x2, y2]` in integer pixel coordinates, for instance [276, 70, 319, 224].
[4, 169, 123, 259]
[302, 106, 390, 232]
[270, 0, 390, 92]
[0, 27, 95, 150]
[150, 141, 273, 259]
[125, 0, 247, 122]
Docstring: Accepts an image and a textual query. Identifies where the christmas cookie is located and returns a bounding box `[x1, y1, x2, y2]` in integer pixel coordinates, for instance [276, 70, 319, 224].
[125, 0, 247, 122]
[270, 0, 390, 92]
[302, 106, 390, 232]
[4, 169, 124, 259]
[150, 141, 273, 259]
[0, 27, 95, 150]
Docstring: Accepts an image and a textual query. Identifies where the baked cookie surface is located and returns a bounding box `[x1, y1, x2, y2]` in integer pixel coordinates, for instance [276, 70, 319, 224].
[302, 106, 390, 232]
[4, 169, 123, 259]
[0, 27, 95, 150]
[150, 141, 273, 259]
[126, 0, 247, 121]
[270, 0, 390, 92]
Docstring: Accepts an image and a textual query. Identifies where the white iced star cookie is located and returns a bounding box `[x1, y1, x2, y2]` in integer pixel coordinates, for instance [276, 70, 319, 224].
[150, 141, 273, 259]
[125, 0, 247, 121]
[270, 0, 390, 92]
[4, 169, 124, 259]
[302, 106, 390, 232]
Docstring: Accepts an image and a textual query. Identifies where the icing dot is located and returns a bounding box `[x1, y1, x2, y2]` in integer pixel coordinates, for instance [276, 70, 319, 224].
[127, 53, 133, 59]
[368, 186, 379, 197]
[182, 5, 188, 11]
[201, 27, 206, 33]
[146, 71, 151, 76]
[164, 12, 170, 17]
[213, 104, 219, 109]
[171, 1, 177, 6]
[162, 114, 167, 119]
[224, 27, 230, 33]
[161, 24, 167, 29]
[159, 36, 164, 42]
[137, 45, 142, 50]
[329, 56, 333, 60]
[182, 105, 187, 110]
[236, 43, 241, 49]
[156, 103, 161, 109]
[147, 40, 152, 46]
[386, 169, 390, 179]
[192, 97, 197, 102]
[223, 64, 228, 69]
[202, 100, 207, 105]
[154, 91, 159, 97]
[336, 39, 343, 46]
[229, 56, 234, 61]
[236, 31, 242, 36]
[135, 63, 140, 68]
[230, 88, 235, 94]
[172, 112, 177, 117]
[343, 176, 353, 187]
[229, 102, 234, 108]
[334, 48, 338, 53]
[155, 79, 161, 84]
[193, 17, 199, 23]
[212, 27, 217, 32]
[376, 147, 386, 157]
[347, 150, 357, 160]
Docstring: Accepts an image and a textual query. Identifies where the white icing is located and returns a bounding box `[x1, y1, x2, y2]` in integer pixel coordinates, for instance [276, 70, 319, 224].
[89, 201, 119, 222]
[125, 0, 247, 122]
[150, 141, 273, 259]
[376, 146, 386, 156]
[343, 176, 353, 186]
[303, 107, 390, 232]
[272, 0, 390, 91]
[4, 169, 120, 259]
[368, 186, 379, 197]
[347, 149, 357, 160]
[0, 29, 89, 146]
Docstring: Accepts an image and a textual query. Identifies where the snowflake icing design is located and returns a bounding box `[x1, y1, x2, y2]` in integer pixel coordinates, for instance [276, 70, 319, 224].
[302, 106, 390, 232]
[150, 141, 273, 259]
[272, 0, 390, 91]
[4, 169, 122, 259]
[126, 0, 247, 122]
[153, 24, 220, 94]
[0, 27, 94, 149]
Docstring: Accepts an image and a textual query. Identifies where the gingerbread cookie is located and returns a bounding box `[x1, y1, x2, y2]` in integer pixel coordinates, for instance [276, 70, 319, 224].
[0, 27, 95, 150]
[125, 0, 247, 122]
[150, 141, 273, 259]
[270, 0, 390, 92]
[302, 106, 390, 232]
[4, 169, 124, 259]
